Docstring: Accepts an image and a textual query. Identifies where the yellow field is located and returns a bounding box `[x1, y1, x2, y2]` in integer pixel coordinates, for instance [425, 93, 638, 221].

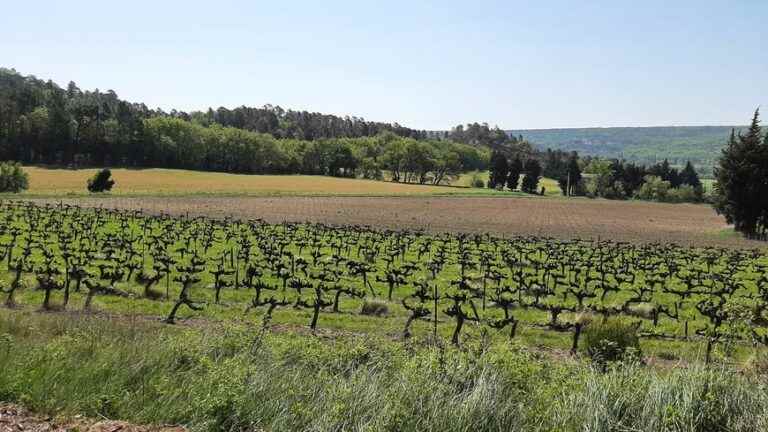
[22, 167, 509, 196]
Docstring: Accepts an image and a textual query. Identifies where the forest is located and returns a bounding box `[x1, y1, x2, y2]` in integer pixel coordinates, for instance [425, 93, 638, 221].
[0, 68, 493, 181]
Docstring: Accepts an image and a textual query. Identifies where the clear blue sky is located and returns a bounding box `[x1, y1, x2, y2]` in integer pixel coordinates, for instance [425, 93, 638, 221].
[2, 0, 766, 130]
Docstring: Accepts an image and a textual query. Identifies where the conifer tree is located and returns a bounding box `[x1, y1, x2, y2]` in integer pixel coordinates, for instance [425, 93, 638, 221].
[557, 153, 582, 196]
[488, 151, 509, 189]
[679, 161, 701, 188]
[714, 109, 768, 239]
[506, 156, 523, 191]
[521, 159, 542, 194]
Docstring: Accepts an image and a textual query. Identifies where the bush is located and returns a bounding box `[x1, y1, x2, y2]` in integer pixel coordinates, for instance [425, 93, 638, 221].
[634, 175, 670, 201]
[87, 169, 115, 192]
[466, 172, 485, 188]
[360, 299, 389, 317]
[582, 319, 642, 365]
[667, 184, 702, 203]
[0, 162, 28, 193]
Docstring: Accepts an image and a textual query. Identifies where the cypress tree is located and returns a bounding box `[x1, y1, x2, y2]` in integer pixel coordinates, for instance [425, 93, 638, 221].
[521, 159, 542, 194]
[506, 156, 523, 191]
[679, 161, 701, 188]
[713, 109, 768, 239]
[557, 153, 582, 196]
[488, 151, 509, 189]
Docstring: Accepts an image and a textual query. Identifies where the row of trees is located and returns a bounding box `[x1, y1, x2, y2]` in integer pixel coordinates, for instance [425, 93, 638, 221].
[488, 152, 543, 193]
[581, 158, 703, 202]
[488, 146, 703, 202]
[714, 109, 768, 239]
[0, 68, 488, 181]
[142, 118, 487, 181]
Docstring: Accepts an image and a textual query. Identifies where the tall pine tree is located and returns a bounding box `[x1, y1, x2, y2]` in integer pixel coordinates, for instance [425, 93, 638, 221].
[557, 153, 582, 196]
[713, 109, 768, 239]
[521, 159, 542, 194]
[506, 156, 523, 191]
[488, 151, 509, 189]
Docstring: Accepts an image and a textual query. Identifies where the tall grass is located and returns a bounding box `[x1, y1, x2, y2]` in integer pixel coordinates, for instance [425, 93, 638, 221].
[1, 310, 766, 432]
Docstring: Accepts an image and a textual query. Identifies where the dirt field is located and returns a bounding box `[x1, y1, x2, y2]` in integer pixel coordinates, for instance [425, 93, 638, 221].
[22, 167, 501, 196]
[31, 195, 763, 248]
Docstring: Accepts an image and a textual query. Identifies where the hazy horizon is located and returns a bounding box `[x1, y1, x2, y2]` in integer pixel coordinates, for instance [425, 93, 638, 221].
[3, 0, 766, 130]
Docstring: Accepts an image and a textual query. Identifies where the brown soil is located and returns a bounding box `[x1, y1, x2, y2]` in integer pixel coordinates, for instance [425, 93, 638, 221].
[0, 403, 184, 432]
[31, 196, 764, 248]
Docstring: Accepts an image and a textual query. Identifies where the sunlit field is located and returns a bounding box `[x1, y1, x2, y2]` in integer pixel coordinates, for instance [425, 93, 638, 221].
[22, 167, 516, 197]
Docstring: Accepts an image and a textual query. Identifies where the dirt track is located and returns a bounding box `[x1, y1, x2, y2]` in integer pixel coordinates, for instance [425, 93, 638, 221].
[31, 196, 764, 249]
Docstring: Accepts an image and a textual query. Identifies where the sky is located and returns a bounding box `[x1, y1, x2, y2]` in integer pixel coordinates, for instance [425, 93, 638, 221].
[2, 0, 766, 130]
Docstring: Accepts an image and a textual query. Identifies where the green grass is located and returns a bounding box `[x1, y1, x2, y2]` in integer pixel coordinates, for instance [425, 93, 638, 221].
[1, 309, 768, 432]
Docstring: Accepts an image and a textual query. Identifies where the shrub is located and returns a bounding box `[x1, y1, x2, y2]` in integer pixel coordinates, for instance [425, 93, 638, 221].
[582, 319, 642, 365]
[467, 172, 485, 188]
[360, 299, 389, 317]
[667, 184, 700, 203]
[0, 162, 29, 193]
[634, 175, 670, 201]
[87, 168, 115, 192]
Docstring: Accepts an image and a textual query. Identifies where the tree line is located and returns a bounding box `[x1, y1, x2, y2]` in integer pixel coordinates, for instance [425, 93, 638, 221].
[0, 68, 488, 181]
[488, 146, 703, 202]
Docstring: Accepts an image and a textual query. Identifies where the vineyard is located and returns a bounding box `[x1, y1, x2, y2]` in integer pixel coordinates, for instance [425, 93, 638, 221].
[1, 200, 766, 363]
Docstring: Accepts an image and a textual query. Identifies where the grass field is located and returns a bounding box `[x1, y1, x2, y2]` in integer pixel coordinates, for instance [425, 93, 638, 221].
[21, 167, 522, 197]
[4, 309, 767, 432]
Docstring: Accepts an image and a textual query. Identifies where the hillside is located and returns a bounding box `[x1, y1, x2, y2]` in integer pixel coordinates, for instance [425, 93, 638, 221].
[510, 126, 745, 168]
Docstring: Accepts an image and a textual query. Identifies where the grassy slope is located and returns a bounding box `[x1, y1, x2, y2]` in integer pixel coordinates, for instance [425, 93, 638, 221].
[1, 309, 767, 432]
[20, 167, 526, 197]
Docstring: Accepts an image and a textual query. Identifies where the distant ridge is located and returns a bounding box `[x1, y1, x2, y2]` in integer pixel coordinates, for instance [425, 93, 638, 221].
[507, 125, 745, 167]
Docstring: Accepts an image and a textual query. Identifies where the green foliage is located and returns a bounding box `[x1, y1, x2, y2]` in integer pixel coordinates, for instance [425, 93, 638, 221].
[2, 311, 768, 432]
[488, 151, 509, 189]
[506, 156, 523, 191]
[360, 299, 389, 317]
[582, 319, 642, 364]
[521, 159, 542, 194]
[0, 162, 28, 193]
[713, 109, 768, 239]
[0, 68, 488, 181]
[634, 175, 671, 201]
[86, 168, 115, 192]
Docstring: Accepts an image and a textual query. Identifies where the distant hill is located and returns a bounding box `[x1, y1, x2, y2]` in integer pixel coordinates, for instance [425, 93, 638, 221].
[509, 126, 745, 168]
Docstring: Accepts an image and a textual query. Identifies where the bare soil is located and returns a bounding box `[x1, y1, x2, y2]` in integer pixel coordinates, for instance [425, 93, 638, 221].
[0, 403, 184, 432]
[31, 196, 764, 248]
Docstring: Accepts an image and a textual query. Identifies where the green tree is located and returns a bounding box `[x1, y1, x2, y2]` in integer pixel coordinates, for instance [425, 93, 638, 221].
[713, 109, 768, 239]
[557, 153, 582, 196]
[488, 151, 509, 189]
[635, 175, 671, 201]
[506, 156, 523, 191]
[0, 162, 29, 193]
[521, 159, 542, 194]
[87, 168, 115, 192]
